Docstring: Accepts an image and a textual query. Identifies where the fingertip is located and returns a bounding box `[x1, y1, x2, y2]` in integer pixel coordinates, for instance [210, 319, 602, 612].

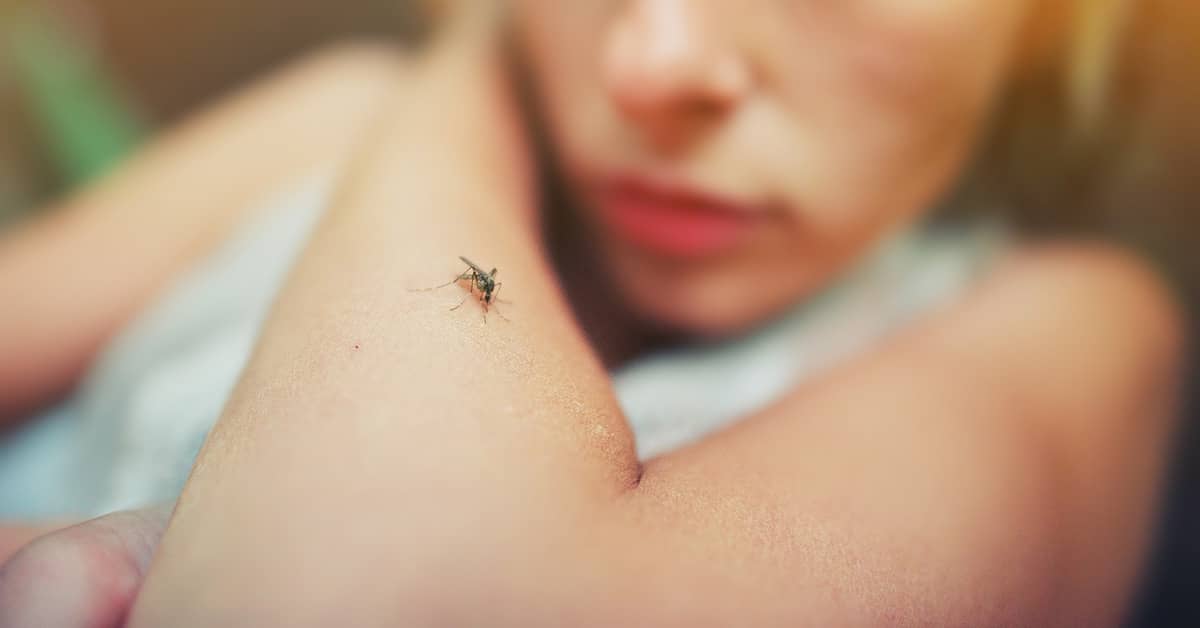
[0, 508, 169, 628]
[0, 532, 133, 628]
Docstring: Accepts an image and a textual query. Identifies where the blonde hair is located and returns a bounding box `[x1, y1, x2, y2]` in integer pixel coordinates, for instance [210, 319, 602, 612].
[960, 0, 1197, 296]
[1068, 0, 1133, 136]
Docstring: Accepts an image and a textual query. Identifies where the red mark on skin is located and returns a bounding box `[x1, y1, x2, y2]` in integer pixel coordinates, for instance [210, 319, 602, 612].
[353, 344, 360, 350]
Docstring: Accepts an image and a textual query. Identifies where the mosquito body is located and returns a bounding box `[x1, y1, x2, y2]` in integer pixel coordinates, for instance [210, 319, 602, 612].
[410, 256, 508, 322]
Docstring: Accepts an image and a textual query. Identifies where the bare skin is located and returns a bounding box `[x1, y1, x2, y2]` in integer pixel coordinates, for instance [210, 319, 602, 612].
[98, 37, 1177, 627]
[0, 524, 60, 565]
[0, 9, 1186, 628]
[0, 508, 169, 628]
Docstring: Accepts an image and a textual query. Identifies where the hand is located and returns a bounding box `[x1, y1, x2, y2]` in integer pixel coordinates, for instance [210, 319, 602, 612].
[0, 506, 170, 628]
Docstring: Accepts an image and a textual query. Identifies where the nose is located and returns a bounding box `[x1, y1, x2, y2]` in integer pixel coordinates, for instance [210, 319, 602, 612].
[603, 0, 752, 150]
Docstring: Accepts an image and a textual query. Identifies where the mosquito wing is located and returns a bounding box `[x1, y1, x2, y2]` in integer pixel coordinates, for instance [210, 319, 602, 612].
[458, 256, 486, 275]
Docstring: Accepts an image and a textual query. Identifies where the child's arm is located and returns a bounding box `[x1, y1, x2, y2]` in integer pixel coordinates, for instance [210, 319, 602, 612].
[124, 31, 1184, 628]
[0, 42, 403, 423]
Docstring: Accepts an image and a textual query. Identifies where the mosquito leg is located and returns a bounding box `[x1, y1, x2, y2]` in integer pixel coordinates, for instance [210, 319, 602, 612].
[492, 282, 513, 306]
[409, 270, 471, 292]
[490, 283, 510, 321]
[449, 280, 475, 312]
[449, 293, 470, 311]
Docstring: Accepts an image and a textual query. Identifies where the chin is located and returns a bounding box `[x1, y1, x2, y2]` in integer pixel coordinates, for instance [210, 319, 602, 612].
[636, 299, 772, 339]
[607, 249, 825, 341]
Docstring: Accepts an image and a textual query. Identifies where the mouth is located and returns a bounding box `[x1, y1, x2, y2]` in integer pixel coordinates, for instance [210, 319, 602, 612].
[591, 174, 768, 258]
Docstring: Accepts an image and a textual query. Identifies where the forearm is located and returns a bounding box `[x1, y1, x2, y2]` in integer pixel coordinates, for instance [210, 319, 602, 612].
[127, 42, 639, 627]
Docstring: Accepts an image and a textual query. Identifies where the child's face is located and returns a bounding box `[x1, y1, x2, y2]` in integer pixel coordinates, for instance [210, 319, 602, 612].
[515, 0, 1033, 335]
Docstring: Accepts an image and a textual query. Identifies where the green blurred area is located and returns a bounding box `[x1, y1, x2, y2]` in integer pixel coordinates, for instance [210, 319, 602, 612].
[6, 3, 144, 184]
[0, 0, 422, 226]
[0, 2, 144, 223]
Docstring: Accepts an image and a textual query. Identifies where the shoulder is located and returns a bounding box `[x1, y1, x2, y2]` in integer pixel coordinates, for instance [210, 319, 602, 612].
[962, 241, 1184, 363]
[981, 241, 1181, 335]
[931, 241, 1188, 624]
[931, 240, 1187, 432]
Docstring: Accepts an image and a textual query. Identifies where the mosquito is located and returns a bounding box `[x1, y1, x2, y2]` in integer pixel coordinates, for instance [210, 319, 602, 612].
[410, 256, 509, 322]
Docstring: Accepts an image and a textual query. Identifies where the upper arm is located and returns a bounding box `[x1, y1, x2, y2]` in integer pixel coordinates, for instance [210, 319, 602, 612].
[927, 243, 1186, 624]
[610, 243, 1185, 627]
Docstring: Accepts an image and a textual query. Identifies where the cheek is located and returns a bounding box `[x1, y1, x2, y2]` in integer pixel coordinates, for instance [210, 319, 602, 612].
[849, 1, 1028, 115]
[516, 3, 619, 170]
[760, 2, 1025, 237]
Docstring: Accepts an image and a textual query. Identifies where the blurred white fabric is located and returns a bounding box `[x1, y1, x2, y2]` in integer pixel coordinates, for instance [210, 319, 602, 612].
[0, 175, 1007, 518]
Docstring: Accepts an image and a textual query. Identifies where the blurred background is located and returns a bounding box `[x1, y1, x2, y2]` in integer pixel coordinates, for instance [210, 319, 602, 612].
[0, 0, 1196, 625]
[0, 0, 425, 224]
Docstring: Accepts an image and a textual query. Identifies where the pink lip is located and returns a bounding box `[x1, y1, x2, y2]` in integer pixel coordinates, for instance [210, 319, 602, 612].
[593, 176, 765, 258]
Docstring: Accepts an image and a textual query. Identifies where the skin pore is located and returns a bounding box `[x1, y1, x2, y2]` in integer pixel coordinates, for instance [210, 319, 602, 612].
[0, 1, 1186, 626]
